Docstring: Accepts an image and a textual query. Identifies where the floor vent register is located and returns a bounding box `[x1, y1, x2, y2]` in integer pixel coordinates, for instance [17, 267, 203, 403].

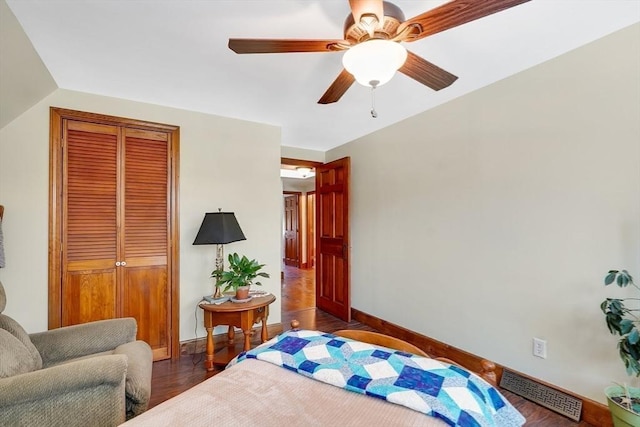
[499, 369, 582, 422]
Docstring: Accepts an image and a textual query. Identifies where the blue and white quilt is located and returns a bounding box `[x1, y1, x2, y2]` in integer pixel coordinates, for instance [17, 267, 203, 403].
[230, 330, 525, 427]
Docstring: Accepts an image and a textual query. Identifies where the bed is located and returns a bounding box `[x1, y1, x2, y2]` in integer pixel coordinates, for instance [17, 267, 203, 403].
[122, 325, 525, 427]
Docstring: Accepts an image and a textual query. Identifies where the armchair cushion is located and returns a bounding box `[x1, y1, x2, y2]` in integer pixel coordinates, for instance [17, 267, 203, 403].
[0, 329, 40, 377]
[30, 317, 137, 367]
[0, 313, 42, 372]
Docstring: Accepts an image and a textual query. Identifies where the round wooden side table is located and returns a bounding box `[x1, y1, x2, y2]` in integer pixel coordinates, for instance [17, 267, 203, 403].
[200, 294, 276, 371]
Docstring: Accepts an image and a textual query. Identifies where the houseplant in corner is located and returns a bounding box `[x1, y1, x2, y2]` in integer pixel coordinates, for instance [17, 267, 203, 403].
[602, 269, 640, 426]
[212, 253, 269, 301]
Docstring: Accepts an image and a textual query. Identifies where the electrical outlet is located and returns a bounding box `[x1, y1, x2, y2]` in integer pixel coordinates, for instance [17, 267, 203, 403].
[533, 338, 547, 359]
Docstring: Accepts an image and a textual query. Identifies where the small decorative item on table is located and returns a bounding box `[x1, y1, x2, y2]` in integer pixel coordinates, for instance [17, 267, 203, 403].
[202, 295, 230, 305]
[211, 253, 270, 300]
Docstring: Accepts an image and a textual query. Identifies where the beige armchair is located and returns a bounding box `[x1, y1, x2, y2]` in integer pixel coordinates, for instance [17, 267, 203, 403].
[0, 280, 153, 426]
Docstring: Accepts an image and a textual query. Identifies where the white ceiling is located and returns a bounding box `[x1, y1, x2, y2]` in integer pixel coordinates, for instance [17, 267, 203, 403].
[6, 0, 639, 151]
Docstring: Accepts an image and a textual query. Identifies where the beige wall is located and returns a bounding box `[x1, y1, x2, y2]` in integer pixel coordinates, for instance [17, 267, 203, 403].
[282, 177, 315, 193]
[327, 23, 640, 403]
[281, 146, 325, 163]
[0, 89, 283, 341]
[0, 0, 57, 128]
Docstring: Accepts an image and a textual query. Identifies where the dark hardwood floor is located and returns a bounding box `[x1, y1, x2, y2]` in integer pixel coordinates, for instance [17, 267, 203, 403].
[149, 265, 595, 426]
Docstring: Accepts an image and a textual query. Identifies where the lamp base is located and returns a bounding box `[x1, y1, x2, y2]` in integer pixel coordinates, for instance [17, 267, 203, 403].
[213, 285, 223, 299]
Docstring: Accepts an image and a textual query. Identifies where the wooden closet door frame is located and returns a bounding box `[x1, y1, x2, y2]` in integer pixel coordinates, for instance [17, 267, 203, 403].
[49, 107, 181, 359]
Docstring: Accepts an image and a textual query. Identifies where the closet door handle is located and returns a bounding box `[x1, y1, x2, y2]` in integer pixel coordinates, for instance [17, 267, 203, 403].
[121, 261, 127, 266]
[115, 261, 121, 267]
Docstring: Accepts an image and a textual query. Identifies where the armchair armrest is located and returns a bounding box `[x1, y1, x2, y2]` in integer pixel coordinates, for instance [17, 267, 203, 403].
[115, 341, 153, 418]
[30, 318, 137, 366]
[0, 354, 128, 426]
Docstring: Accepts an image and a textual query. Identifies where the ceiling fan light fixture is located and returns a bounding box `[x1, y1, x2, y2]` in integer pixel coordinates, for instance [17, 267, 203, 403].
[342, 39, 407, 88]
[296, 167, 312, 177]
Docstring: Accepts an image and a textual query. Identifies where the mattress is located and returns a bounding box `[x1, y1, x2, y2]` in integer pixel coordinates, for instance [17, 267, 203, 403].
[121, 358, 447, 426]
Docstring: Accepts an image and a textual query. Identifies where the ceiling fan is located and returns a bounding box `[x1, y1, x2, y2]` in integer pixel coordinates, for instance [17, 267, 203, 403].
[229, 0, 530, 105]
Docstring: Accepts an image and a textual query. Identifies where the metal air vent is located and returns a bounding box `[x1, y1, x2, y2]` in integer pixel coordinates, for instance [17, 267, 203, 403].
[500, 369, 582, 422]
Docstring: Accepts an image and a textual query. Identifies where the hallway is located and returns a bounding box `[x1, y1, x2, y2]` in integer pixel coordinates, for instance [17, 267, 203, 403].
[280, 264, 369, 332]
[280, 264, 315, 313]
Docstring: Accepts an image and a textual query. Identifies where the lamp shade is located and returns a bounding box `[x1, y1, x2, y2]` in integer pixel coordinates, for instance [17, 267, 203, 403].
[342, 39, 407, 87]
[193, 212, 246, 245]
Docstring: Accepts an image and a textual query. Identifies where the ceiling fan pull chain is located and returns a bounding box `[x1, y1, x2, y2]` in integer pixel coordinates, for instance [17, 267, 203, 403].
[370, 80, 378, 118]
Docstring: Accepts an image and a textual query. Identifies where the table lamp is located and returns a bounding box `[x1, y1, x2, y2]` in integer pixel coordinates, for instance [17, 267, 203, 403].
[193, 209, 246, 298]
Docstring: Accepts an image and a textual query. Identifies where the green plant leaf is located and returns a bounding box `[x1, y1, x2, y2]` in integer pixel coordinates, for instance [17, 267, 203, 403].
[620, 339, 640, 377]
[630, 328, 640, 345]
[606, 313, 623, 335]
[622, 270, 635, 282]
[609, 299, 625, 316]
[216, 252, 269, 290]
[605, 271, 618, 285]
[621, 319, 635, 335]
[618, 274, 628, 287]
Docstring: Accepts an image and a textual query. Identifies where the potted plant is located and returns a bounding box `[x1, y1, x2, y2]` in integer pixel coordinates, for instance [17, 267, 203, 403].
[212, 253, 269, 300]
[602, 269, 640, 426]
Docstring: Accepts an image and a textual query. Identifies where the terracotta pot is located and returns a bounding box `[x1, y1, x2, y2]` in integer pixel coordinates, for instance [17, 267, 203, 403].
[235, 286, 250, 300]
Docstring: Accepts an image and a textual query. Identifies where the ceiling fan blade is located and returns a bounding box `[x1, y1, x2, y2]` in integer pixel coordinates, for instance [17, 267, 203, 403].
[349, 0, 384, 28]
[398, 0, 530, 42]
[399, 50, 458, 91]
[318, 69, 356, 104]
[229, 39, 348, 54]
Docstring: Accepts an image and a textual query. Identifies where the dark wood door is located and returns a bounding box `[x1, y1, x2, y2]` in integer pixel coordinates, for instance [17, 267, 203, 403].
[51, 108, 179, 361]
[315, 157, 350, 321]
[283, 193, 300, 267]
[306, 191, 316, 269]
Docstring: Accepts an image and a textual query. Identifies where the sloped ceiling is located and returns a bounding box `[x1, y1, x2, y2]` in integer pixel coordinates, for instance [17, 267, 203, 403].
[0, 0, 56, 128]
[3, 1, 639, 149]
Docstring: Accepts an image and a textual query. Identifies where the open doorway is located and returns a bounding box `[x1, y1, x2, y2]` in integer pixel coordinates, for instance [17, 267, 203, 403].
[281, 156, 351, 321]
[281, 158, 320, 314]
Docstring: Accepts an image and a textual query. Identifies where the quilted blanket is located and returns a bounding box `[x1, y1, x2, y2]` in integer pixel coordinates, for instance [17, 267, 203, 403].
[230, 330, 525, 427]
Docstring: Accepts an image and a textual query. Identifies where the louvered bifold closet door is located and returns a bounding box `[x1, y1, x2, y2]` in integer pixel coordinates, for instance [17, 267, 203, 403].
[62, 121, 119, 325]
[121, 128, 171, 359]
